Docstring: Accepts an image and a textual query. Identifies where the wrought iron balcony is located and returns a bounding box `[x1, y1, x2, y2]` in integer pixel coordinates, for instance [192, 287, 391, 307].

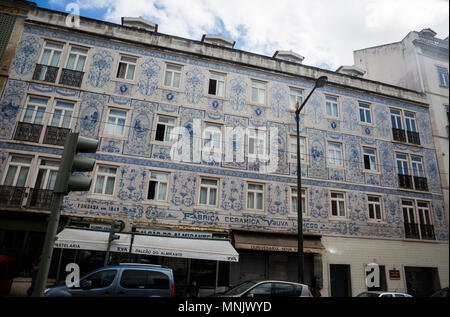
[419, 224, 436, 240]
[13, 122, 43, 143]
[392, 128, 407, 142]
[413, 176, 428, 191]
[398, 174, 413, 189]
[404, 222, 420, 239]
[32, 64, 59, 83]
[407, 131, 421, 145]
[43, 126, 71, 146]
[0, 186, 26, 207]
[27, 188, 55, 210]
[59, 68, 84, 87]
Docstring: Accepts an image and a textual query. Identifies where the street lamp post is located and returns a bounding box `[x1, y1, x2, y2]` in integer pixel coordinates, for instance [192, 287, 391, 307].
[295, 76, 328, 284]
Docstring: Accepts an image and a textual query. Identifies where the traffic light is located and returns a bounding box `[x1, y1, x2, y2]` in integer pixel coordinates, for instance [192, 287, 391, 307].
[109, 220, 125, 242]
[53, 132, 99, 195]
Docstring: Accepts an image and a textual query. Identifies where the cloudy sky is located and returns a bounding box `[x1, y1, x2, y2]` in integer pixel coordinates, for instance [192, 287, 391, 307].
[38, 0, 449, 70]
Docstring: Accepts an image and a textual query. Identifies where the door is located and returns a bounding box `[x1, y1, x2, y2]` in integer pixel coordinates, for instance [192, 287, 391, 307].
[405, 267, 440, 297]
[330, 264, 351, 297]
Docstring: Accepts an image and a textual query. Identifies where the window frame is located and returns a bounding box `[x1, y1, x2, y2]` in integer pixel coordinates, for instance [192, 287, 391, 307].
[290, 187, 307, 216]
[330, 191, 346, 218]
[103, 107, 129, 138]
[147, 170, 170, 202]
[208, 71, 226, 98]
[49, 99, 76, 129]
[246, 182, 265, 212]
[327, 141, 344, 168]
[362, 147, 378, 172]
[250, 79, 266, 105]
[358, 101, 373, 125]
[154, 114, 177, 143]
[247, 128, 267, 157]
[38, 40, 64, 67]
[92, 165, 118, 197]
[34, 158, 60, 190]
[289, 87, 303, 111]
[289, 135, 307, 164]
[1, 155, 33, 187]
[64, 45, 89, 72]
[21, 95, 49, 125]
[198, 177, 219, 207]
[202, 122, 223, 152]
[437, 66, 449, 87]
[116, 55, 138, 81]
[163, 63, 183, 89]
[325, 95, 340, 119]
[367, 195, 383, 222]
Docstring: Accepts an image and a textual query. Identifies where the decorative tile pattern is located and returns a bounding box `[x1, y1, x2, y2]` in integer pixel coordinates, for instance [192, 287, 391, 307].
[11, 35, 41, 77]
[137, 58, 161, 97]
[0, 80, 27, 139]
[87, 49, 114, 88]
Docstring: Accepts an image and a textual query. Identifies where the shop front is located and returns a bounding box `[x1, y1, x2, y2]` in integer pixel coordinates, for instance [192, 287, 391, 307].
[230, 231, 325, 295]
[51, 225, 239, 296]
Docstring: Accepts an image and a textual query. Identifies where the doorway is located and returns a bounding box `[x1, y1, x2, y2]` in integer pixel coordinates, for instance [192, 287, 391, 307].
[330, 264, 352, 297]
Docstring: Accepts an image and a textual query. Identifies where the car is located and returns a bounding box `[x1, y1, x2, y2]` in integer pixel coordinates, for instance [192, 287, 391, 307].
[44, 263, 175, 297]
[430, 287, 449, 297]
[216, 280, 312, 297]
[356, 291, 412, 297]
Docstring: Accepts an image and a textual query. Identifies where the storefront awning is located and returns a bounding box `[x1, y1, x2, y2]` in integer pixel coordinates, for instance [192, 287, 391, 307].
[54, 228, 131, 252]
[131, 235, 239, 262]
[233, 231, 325, 254]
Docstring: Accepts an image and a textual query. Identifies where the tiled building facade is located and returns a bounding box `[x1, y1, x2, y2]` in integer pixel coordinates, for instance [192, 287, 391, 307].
[0, 2, 448, 296]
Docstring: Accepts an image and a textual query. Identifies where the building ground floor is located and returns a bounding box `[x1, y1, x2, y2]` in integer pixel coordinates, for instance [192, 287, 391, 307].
[1, 211, 448, 297]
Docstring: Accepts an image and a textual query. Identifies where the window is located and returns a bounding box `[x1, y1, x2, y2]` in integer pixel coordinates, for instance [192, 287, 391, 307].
[437, 66, 449, 87]
[22, 96, 47, 124]
[396, 153, 427, 190]
[203, 123, 222, 151]
[325, 95, 339, 118]
[248, 283, 272, 297]
[417, 201, 435, 240]
[208, 72, 225, 97]
[65, 46, 88, 72]
[390, 109, 420, 144]
[81, 270, 117, 289]
[367, 195, 382, 221]
[328, 142, 343, 167]
[402, 200, 435, 240]
[94, 166, 117, 195]
[289, 88, 303, 111]
[50, 100, 75, 128]
[147, 171, 169, 201]
[331, 192, 345, 217]
[39, 41, 63, 67]
[34, 159, 59, 190]
[289, 135, 306, 162]
[411, 156, 424, 178]
[104, 109, 128, 137]
[363, 147, 378, 171]
[396, 153, 410, 176]
[199, 178, 218, 206]
[164, 64, 182, 88]
[247, 183, 264, 211]
[248, 129, 266, 156]
[291, 187, 306, 215]
[155, 115, 176, 142]
[2, 156, 32, 187]
[402, 200, 417, 238]
[116, 55, 137, 80]
[251, 80, 266, 104]
[359, 102, 372, 124]
[390, 109, 403, 130]
[120, 270, 170, 289]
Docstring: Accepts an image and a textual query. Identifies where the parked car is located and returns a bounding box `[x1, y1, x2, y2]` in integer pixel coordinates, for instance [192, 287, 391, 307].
[216, 280, 312, 297]
[44, 263, 174, 297]
[356, 291, 412, 297]
[430, 287, 449, 297]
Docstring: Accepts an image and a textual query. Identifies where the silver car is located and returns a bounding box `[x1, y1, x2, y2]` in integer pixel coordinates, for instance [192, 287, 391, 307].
[218, 280, 312, 297]
[356, 291, 412, 297]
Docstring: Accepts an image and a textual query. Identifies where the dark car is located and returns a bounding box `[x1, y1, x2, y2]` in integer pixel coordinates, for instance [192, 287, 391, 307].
[44, 263, 174, 297]
[430, 287, 449, 297]
[217, 280, 312, 297]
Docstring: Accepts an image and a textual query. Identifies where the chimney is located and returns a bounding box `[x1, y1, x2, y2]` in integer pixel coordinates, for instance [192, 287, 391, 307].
[201, 34, 235, 48]
[273, 50, 304, 64]
[336, 65, 366, 77]
[121, 16, 158, 32]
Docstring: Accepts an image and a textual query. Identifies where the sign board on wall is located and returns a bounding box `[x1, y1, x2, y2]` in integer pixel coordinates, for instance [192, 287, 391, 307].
[389, 270, 401, 280]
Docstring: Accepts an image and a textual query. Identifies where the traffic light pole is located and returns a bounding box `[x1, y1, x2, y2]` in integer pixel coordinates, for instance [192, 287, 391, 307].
[32, 193, 65, 297]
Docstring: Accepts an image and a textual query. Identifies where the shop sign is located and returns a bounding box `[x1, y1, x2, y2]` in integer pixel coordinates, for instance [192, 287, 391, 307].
[389, 270, 401, 280]
[135, 228, 213, 239]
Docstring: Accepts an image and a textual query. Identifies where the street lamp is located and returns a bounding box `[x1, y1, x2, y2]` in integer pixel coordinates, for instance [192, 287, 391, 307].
[295, 75, 328, 284]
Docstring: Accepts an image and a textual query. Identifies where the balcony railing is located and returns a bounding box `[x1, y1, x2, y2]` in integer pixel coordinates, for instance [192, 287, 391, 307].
[407, 131, 421, 145]
[404, 222, 420, 239]
[32, 64, 59, 83]
[413, 176, 428, 191]
[392, 128, 407, 142]
[43, 126, 71, 146]
[27, 188, 55, 210]
[398, 174, 413, 189]
[13, 122, 43, 143]
[0, 186, 26, 207]
[419, 224, 436, 240]
[59, 68, 84, 87]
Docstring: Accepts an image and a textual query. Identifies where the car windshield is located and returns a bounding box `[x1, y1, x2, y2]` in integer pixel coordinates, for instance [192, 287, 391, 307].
[224, 281, 257, 295]
[357, 292, 381, 297]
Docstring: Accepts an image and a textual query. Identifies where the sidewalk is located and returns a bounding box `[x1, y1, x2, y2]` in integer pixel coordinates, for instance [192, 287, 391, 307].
[6, 278, 56, 297]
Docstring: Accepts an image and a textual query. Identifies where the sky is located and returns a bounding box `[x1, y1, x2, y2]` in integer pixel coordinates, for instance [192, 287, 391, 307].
[36, 0, 449, 71]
